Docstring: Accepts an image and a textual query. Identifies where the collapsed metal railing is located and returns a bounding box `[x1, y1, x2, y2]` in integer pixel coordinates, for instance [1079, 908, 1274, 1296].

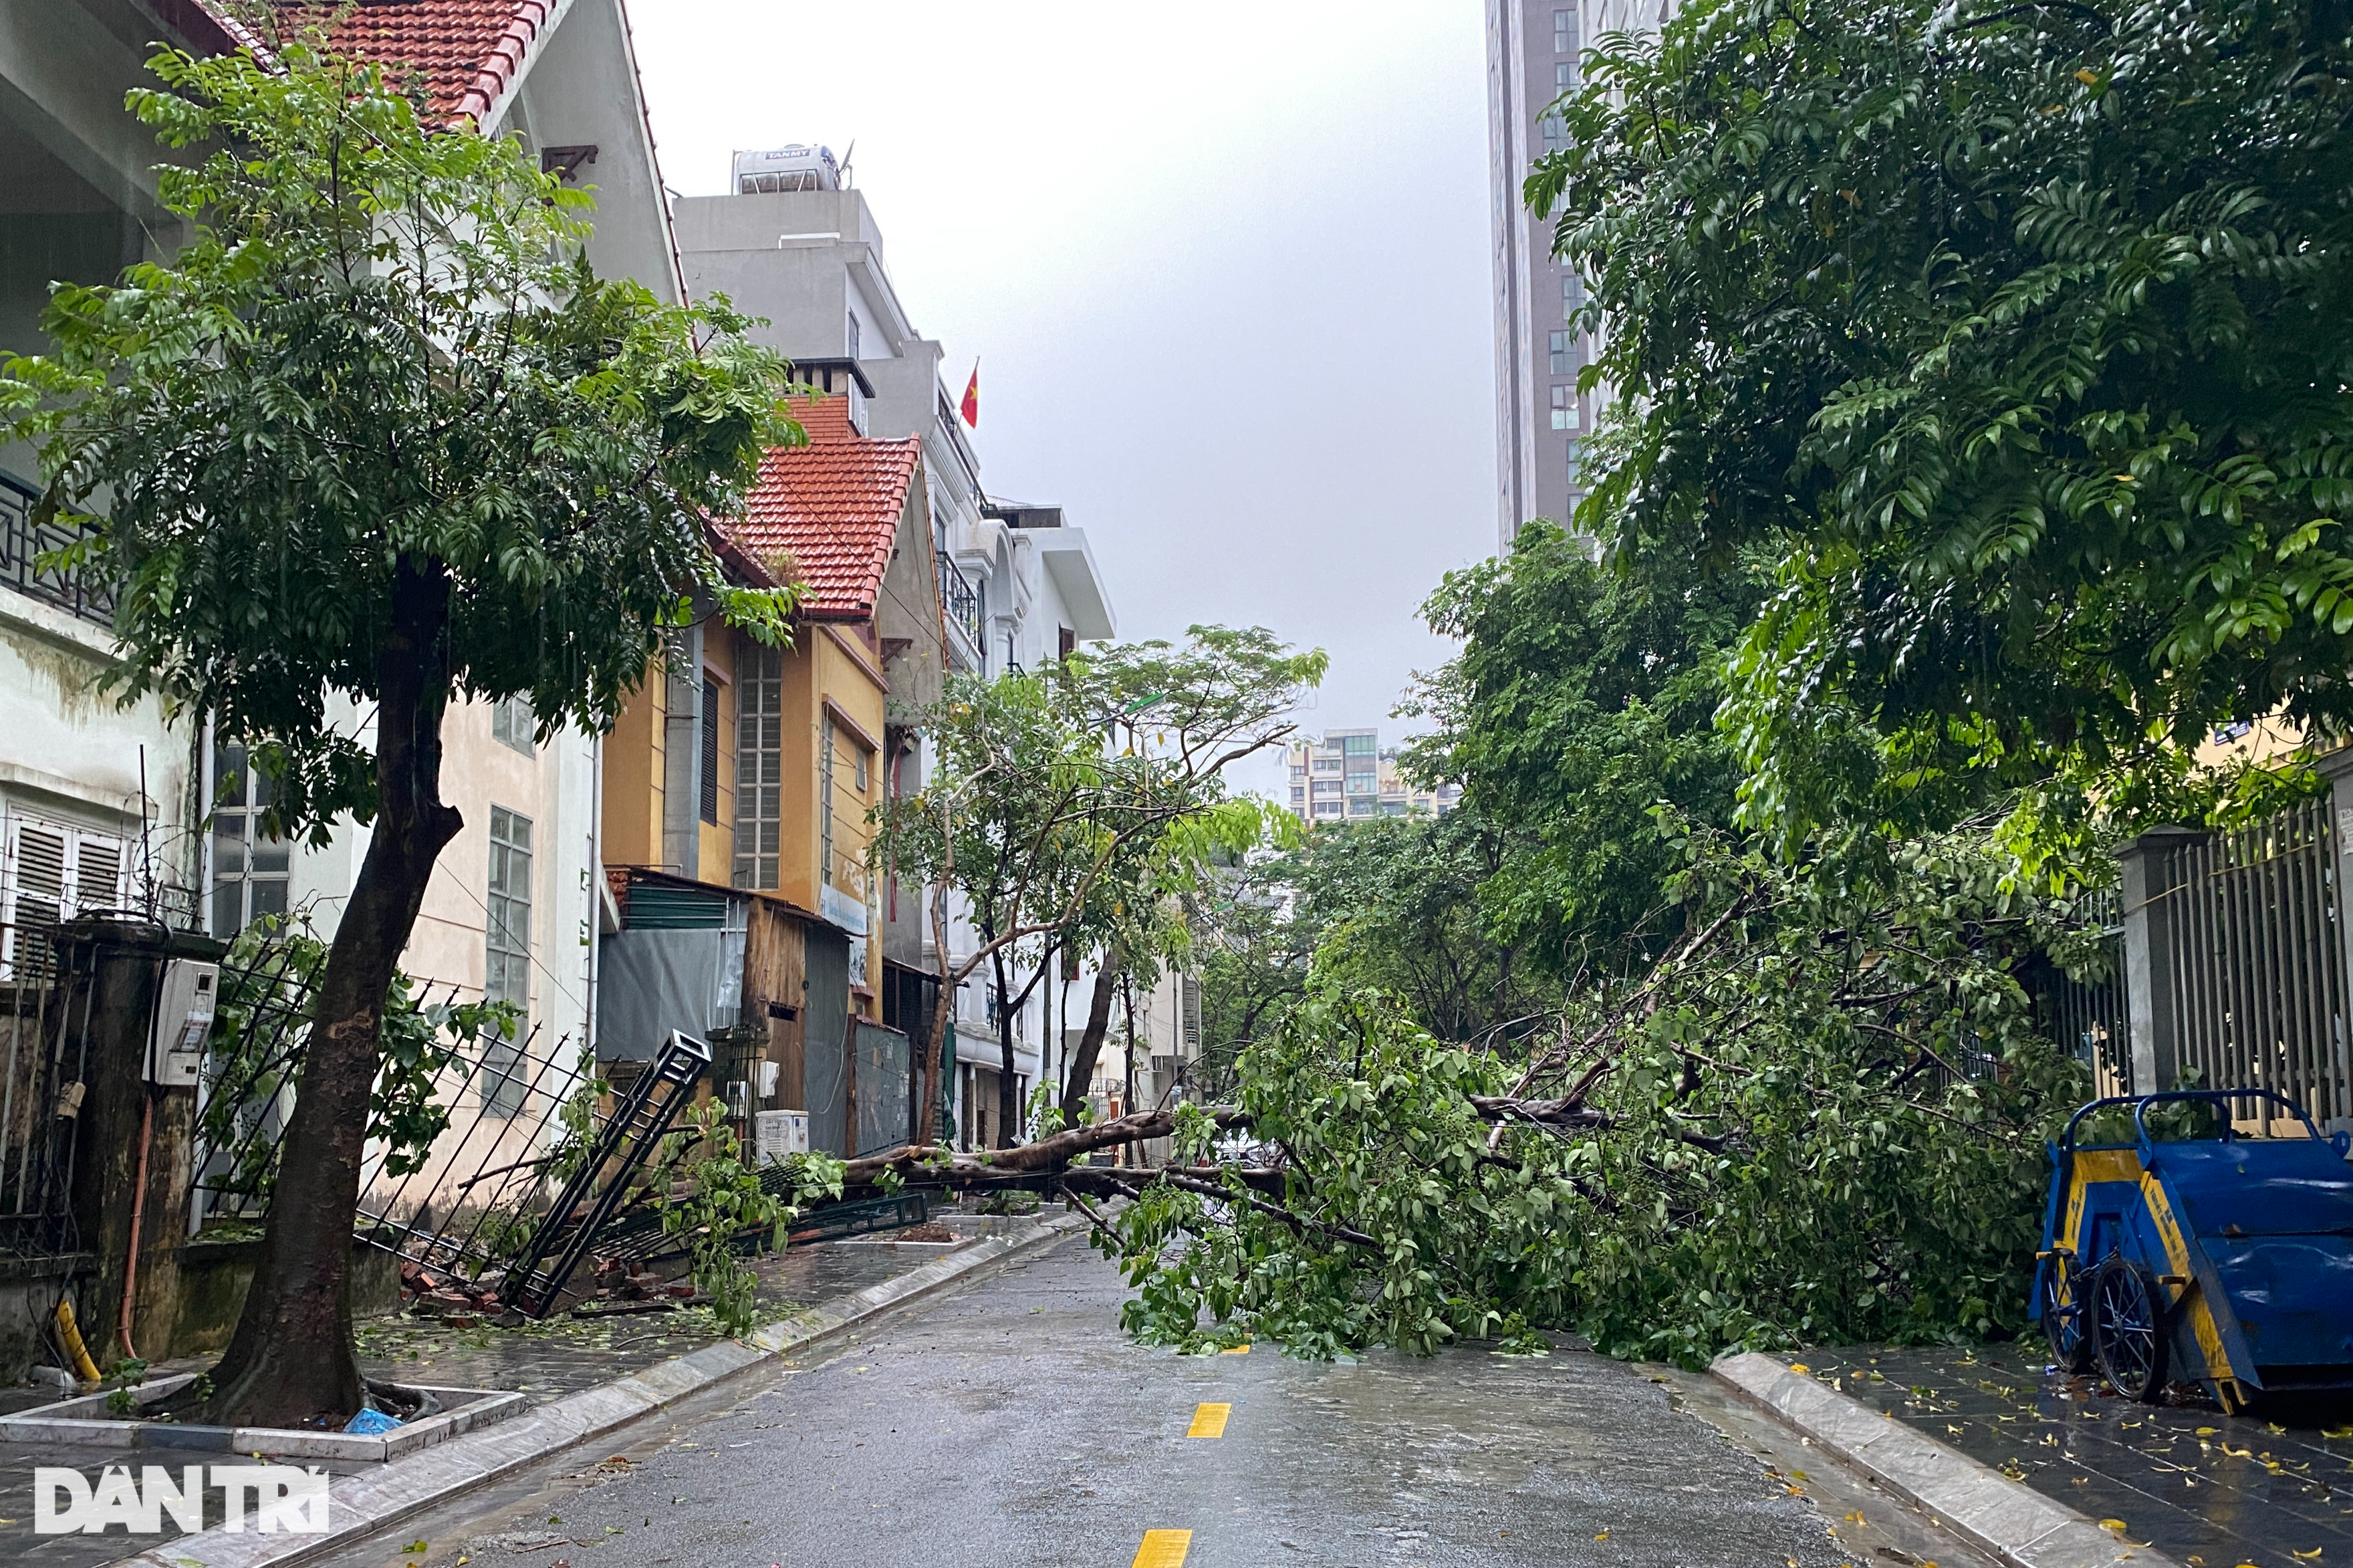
[490, 1029, 708, 1317]
[193, 928, 711, 1315]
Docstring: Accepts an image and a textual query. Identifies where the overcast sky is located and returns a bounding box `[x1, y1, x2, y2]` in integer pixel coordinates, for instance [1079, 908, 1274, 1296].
[628, 2, 1499, 793]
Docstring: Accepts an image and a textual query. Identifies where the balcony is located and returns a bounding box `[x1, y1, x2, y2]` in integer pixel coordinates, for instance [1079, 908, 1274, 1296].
[0, 468, 112, 628]
[940, 553, 981, 650]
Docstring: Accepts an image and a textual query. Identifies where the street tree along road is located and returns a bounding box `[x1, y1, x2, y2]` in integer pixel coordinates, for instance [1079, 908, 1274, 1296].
[0, 38, 802, 1430]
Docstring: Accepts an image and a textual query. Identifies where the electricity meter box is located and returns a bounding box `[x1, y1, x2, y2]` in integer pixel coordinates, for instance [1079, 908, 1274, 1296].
[755, 1110, 810, 1166]
[147, 958, 218, 1087]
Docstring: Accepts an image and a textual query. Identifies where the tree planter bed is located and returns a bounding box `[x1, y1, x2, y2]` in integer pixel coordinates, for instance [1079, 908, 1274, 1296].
[0, 1371, 527, 1461]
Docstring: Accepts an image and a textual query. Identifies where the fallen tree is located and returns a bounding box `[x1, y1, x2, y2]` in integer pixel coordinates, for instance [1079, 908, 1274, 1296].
[993, 819, 2100, 1367]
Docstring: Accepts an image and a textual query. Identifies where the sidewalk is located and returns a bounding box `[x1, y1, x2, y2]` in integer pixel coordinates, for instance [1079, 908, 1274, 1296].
[0, 1211, 1080, 1568]
[1723, 1345, 2353, 1568]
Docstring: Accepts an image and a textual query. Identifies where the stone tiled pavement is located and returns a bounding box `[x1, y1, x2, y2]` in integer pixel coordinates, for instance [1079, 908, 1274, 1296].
[1783, 1345, 2353, 1568]
[0, 1232, 969, 1568]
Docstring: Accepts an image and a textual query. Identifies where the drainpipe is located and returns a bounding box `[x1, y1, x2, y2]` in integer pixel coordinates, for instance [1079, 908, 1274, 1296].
[117, 1091, 155, 1361]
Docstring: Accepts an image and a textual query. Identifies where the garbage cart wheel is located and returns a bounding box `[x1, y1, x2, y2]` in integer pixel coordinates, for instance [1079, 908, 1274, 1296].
[2091, 1257, 2170, 1402]
[2039, 1251, 2094, 1375]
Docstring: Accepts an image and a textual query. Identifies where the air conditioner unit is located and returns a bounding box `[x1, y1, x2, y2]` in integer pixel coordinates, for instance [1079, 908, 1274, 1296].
[755, 1110, 810, 1165]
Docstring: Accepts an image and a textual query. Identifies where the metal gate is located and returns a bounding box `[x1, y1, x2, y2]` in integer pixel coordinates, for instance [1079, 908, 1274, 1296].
[2157, 798, 2351, 1132]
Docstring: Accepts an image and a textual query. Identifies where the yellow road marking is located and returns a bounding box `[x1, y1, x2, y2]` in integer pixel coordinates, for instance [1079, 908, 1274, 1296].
[1132, 1529, 1193, 1567]
[1188, 1402, 1231, 1438]
[1221, 1343, 1251, 1355]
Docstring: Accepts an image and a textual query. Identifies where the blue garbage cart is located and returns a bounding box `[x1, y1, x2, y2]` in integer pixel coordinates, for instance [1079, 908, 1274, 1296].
[2031, 1089, 2353, 1410]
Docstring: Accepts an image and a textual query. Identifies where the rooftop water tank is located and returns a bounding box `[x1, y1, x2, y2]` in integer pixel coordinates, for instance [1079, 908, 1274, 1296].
[731, 144, 841, 194]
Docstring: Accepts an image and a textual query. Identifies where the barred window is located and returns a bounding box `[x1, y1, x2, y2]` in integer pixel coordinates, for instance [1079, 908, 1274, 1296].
[210, 741, 289, 936]
[733, 642, 784, 890]
[483, 806, 531, 1117]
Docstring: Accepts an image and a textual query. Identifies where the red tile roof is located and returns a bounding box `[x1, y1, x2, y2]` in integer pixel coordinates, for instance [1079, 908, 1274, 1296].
[247, 2, 553, 127]
[729, 396, 921, 622]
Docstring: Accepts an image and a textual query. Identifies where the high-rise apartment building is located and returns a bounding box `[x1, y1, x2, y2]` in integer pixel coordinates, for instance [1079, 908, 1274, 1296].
[1487, 0, 1674, 549]
[1285, 731, 1457, 825]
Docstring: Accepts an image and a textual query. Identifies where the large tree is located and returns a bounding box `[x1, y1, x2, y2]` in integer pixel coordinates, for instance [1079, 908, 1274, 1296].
[1533, 0, 2353, 845]
[1406, 519, 1759, 978]
[882, 627, 1321, 1148]
[1, 41, 798, 1426]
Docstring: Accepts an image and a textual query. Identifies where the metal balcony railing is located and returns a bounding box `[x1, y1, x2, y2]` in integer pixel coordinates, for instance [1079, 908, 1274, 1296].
[940, 553, 981, 649]
[0, 468, 112, 628]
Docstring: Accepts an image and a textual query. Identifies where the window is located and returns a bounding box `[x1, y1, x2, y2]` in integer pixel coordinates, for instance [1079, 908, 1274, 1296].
[1348, 798, 1376, 816]
[1552, 385, 1582, 430]
[1289, 766, 1307, 781]
[483, 806, 532, 1117]
[2, 813, 125, 978]
[1290, 786, 1306, 803]
[1556, 60, 1578, 92]
[491, 695, 535, 755]
[1562, 271, 1585, 319]
[699, 676, 721, 826]
[1540, 114, 1568, 154]
[210, 741, 289, 936]
[846, 310, 861, 360]
[1313, 800, 1342, 817]
[1340, 735, 1376, 755]
[1313, 758, 1343, 774]
[853, 747, 870, 794]
[820, 714, 837, 889]
[1555, 7, 1580, 52]
[734, 643, 783, 890]
[1312, 779, 1342, 797]
[1550, 330, 1575, 375]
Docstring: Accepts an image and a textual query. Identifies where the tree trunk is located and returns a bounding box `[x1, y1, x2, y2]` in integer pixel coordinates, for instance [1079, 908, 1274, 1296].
[917, 882, 951, 1146]
[990, 940, 1017, 1148]
[1122, 974, 1138, 1164]
[843, 1101, 1251, 1185]
[1058, 960, 1120, 1126]
[206, 561, 461, 1428]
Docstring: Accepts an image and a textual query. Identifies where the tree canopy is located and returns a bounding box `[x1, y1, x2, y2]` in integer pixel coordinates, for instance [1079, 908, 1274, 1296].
[880, 627, 1324, 1143]
[1533, 0, 2353, 844]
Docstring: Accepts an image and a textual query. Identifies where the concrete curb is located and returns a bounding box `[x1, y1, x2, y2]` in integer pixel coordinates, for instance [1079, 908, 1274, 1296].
[1712, 1352, 2186, 1568]
[112, 1212, 1090, 1568]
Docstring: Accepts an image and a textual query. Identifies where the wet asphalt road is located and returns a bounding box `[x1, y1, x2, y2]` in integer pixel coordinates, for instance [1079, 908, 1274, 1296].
[321, 1234, 1975, 1568]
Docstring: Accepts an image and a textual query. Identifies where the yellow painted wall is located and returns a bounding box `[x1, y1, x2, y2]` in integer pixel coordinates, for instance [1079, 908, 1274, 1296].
[600, 656, 666, 867]
[697, 622, 739, 880]
[763, 620, 886, 1017]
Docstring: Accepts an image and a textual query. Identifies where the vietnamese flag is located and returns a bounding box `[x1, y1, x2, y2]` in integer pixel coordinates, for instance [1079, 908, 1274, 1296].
[959, 360, 979, 428]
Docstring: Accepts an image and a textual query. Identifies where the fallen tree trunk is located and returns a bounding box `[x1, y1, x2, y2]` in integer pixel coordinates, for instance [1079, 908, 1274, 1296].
[842, 1091, 1622, 1192]
[841, 1103, 1251, 1186]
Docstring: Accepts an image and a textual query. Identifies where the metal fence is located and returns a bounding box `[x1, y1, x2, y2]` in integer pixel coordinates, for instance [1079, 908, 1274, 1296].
[0, 919, 86, 1257]
[354, 1017, 600, 1287]
[2038, 892, 2130, 1099]
[2157, 796, 2351, 1133]
[0, 466, 113, 627]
